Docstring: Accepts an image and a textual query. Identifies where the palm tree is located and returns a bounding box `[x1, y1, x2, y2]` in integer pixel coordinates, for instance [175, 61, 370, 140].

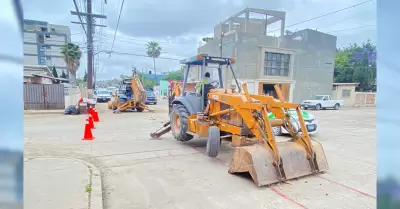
[146, 41, 162, 79]
[60, 43, 82, 85]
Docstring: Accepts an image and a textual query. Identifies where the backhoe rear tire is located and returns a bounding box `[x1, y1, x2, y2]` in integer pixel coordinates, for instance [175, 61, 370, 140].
[136, 107, 144, 112]
[170, 104, 193, 142]
[206, 126, 220, 158]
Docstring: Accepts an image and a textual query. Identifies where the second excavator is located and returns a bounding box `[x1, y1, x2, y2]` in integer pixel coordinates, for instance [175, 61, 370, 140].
[107, 70, 151, 113]
[150, 55, 329, 186]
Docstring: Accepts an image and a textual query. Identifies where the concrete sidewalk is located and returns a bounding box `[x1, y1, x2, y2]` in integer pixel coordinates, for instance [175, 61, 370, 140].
[24, 157, 103, 209]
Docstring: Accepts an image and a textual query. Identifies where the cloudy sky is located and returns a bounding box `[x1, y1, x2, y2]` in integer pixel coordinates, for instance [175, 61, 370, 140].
[21, 0, 376, 80]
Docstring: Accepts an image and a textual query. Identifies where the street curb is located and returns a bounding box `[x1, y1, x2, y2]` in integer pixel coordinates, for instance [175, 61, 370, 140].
[24, 111, 64, 115]
[24, 156, 103, 209]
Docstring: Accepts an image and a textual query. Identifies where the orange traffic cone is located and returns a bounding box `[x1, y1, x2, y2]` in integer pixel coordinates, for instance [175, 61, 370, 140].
[88, 106, 93, 115]
[88, 114, 95, 129]
[92, 108, 100, 122]
[82, 118, 94, 140]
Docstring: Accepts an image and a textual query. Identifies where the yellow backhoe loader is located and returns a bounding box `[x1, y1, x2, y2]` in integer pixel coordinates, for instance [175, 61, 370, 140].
[150, 55, 329, 186]
[107, 70, 150, 113]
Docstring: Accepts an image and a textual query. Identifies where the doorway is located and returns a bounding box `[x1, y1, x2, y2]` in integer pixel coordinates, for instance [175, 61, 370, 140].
[262, 84, 278, 98]
[258, 82, 291, 101]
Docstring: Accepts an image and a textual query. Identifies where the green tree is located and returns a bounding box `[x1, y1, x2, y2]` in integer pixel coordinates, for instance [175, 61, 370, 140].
[83, 71, 88, 82]
[51, 66, 58, 78]
[162, 71, 183, 80]
[60, 43, 82, 85]
[138, 73, 157, 89]
[146, 41, 162, 78]
[334, 40, 376, 91]
[60, 70, 68, 79]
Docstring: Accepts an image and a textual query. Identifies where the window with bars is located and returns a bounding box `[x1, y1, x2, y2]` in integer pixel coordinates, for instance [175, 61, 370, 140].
[342, 89, 351, 97]
[264, 52, 290, 76]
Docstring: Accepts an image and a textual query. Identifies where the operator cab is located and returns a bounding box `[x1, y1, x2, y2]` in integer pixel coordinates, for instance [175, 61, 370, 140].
[175, 55, 241, 114]
[118, 79, 134, 100]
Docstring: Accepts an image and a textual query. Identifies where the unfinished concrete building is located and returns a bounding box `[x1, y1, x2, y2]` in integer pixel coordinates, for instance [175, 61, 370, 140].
[195, 8, 337, 103]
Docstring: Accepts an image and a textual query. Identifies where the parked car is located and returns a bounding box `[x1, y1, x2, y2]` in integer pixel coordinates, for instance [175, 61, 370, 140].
[107, 87, 118, 95]
[94, 89, 112, 102]
[270, 109, 318, 136]
[145, 90, 157, 105]
[301, 95, 344, 110]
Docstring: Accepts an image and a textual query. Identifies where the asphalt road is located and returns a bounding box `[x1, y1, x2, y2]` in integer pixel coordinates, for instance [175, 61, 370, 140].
[24, 100, 376, 209]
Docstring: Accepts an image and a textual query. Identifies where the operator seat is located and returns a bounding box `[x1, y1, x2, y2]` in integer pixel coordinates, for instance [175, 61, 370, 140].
[126, 86, 133, 99]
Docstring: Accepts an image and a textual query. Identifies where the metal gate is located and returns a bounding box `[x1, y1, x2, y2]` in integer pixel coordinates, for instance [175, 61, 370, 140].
[24, 84, 65, 110]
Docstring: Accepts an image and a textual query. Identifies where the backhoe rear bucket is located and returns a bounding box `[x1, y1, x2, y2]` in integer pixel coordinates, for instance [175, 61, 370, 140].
[229, 140, 329, 187]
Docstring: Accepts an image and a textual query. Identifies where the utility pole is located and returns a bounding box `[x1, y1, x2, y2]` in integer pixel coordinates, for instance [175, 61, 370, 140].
[71, 0, 107, 99]
[220, 24, 224, 57]
[141, 68, 144, 83]
[220, 33, 223, 57]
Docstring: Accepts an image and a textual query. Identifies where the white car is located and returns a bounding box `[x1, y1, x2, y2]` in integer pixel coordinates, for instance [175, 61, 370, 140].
[301, 95, 344, 110]
[94, 89, 112, 103]
[270, 109, 318, 136]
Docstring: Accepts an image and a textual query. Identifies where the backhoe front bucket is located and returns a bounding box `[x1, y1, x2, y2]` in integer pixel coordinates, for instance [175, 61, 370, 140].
[229, 140, 329, 187]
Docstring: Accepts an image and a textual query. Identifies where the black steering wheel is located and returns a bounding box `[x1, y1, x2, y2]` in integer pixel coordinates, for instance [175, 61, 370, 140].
[208, 80, 220, 88]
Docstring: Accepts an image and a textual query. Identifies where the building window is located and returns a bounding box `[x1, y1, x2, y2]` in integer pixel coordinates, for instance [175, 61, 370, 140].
[342, 89, 351, 97]
[45, 34, 50, 38]
[264, 52, 290, 76]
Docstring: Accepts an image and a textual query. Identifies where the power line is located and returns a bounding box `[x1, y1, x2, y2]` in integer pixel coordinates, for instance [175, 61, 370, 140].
[107, 50, 183, 61]
[268, 0, 374, 34]
[72, 0, 87, 36]
[222, 0, 374, 47]
[316, 11, 371, 30]
[99, 34, 195, 47]
[110, 0, 125, 54]
[96, 35, 147, 46]
[324, 24, 376, 33]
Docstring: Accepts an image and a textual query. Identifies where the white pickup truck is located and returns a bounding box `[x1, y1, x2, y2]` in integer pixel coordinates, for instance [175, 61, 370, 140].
[301, 95, 344, 110]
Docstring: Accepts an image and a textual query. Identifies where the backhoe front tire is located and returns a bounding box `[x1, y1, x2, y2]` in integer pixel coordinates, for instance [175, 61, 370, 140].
[136, 107, 144, 112]
[206, 126, 221, 158]
[170, 104, 193, 142]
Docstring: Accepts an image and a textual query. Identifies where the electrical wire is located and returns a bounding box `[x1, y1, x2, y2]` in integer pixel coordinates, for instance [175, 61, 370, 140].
[110, 0, 125, 55]
[271, 0, 373, 33]
[324, 24, 376, 33]
[108, 50, 183, 61]
[222, 0, 375, 47]
[316, 11, 371, 30]
[99, 34, 195, 47]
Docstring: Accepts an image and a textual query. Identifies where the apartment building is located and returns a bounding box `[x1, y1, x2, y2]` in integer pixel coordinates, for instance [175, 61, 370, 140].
[23, 19, 71, 76]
